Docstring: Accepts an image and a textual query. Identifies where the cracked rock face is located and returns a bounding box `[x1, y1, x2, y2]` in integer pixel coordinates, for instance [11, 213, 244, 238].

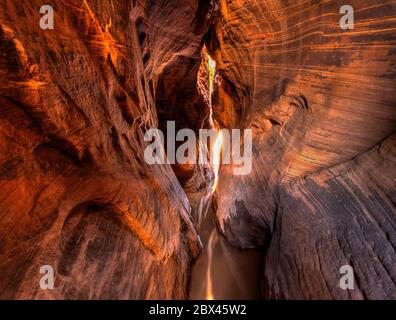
[0, 0, 395, 300]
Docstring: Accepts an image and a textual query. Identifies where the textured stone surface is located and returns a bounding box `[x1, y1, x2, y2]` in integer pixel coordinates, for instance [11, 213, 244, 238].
[0, 0, 209, 299]
[264, 133, 396, 299]
[1, 0, 395, 300]
[211, 0, 396, 299]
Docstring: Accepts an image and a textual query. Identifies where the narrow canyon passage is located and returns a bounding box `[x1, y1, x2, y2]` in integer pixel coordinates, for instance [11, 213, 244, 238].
[0, 0, 395, 300]
[185, 50, 263, 300]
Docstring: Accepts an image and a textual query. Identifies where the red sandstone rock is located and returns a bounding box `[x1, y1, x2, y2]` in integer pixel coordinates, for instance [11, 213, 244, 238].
[212, 0, 396, 299]
[0, 0, 209, 299]
[0, 0, 395, 300]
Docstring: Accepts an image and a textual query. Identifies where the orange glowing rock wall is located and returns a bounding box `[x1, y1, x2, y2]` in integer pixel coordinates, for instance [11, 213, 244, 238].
[212, 0, 396, 299]
[0, 0, 210, 299]
[0, 0, 395, 300]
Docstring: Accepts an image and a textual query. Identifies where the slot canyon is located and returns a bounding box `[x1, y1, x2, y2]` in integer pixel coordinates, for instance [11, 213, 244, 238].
[0, 0, 395, 300]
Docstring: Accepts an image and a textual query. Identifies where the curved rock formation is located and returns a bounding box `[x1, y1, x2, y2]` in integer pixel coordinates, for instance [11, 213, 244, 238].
[0, 0, 209, 299]
[211, 0, 396, 299]
[0, 0, 395, 300]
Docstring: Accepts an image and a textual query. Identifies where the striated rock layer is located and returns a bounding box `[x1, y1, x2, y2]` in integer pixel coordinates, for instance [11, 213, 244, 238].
[0, 0, 210, 299]
[212, 0, 396, 299]
[1, 0, 395, 300]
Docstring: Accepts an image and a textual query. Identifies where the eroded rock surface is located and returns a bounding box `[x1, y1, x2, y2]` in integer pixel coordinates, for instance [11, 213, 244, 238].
[212, 0, 396, 299]
[0, 0, 210, 299]
[1, 0, 395, 300]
